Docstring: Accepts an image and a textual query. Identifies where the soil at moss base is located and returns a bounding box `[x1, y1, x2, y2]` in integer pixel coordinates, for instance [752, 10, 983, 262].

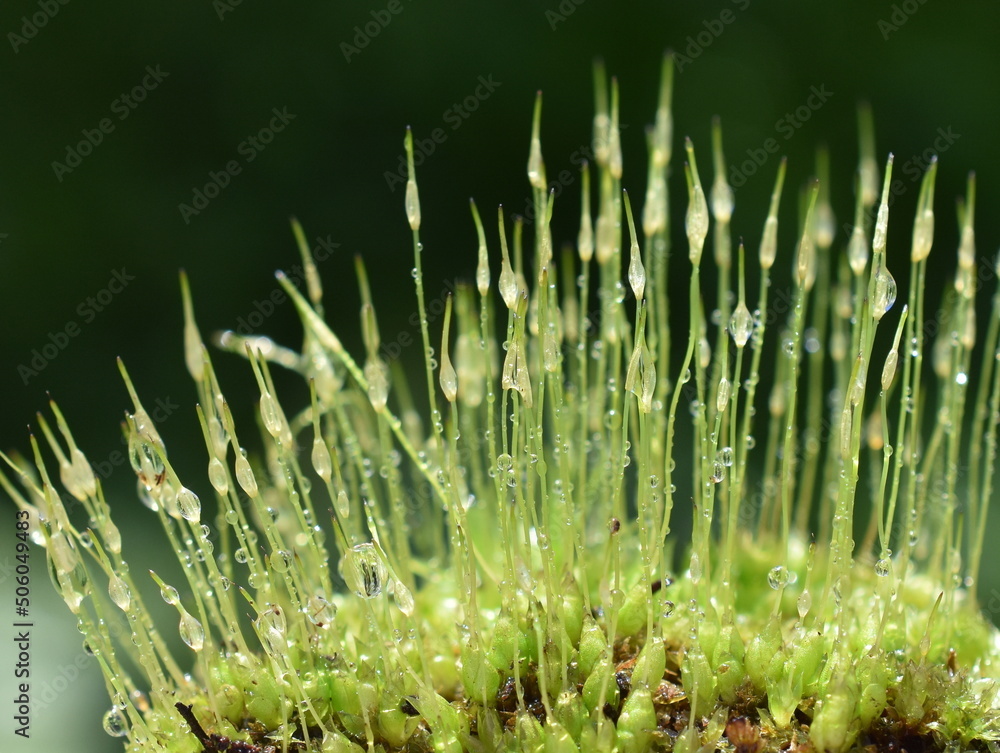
[176, 631, 991, 753]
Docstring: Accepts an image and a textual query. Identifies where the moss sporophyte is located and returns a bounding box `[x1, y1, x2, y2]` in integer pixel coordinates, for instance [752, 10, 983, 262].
[4, 56, 1000, 752]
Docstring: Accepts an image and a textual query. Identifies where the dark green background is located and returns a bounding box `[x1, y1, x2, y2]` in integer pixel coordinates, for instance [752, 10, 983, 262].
[2, 2, 999, 750]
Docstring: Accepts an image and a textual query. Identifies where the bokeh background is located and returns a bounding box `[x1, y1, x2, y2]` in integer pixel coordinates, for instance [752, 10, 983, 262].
[2, 1, 1000, 750]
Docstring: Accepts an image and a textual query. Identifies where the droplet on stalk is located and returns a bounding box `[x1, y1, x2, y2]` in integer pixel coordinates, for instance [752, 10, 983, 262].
[179, 608, 205, 651]
[729, 302, 753, 348]
[872, 265, 897, 320]
[343, 542, 387, 599]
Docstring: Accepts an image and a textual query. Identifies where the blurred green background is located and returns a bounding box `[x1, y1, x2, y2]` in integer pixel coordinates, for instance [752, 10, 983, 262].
[2, 1, 1000, 750]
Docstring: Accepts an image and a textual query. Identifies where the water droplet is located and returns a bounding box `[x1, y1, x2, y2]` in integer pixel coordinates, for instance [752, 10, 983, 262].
[610, 588, 625, 610]
[160, 584, 179, 605]
[690, 553, 702, 584]
[873, 265, 897, 320]
[710, 461, 725, 483]
[270, 550, 292, 573]
[797, 589, 812, 620]
[109, 575, 131, 611]
[767, 565, 790, 590]
[719, 447, 734, 467]
[662, 600, 675, 618]
[306, 595, 336, 627]
[208, 457, 228, 495]
[335, 489, 350, 519]
[729, 302, 753, 348]
[178, 609, 204, 651]
[234, 548, 248, 565]
[103, 706, 128, 737]
[235, 454, 258, 497]
[875, 558, 891, 577]
[394, 580, 415, 616]
[177, 487, 201, 522]
[343, 543, 387, 599]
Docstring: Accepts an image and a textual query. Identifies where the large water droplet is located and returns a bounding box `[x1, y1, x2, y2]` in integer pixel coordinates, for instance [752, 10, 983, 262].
[177, 487, 201, 522]
[179, 609, 205, 651]
[235, 454, 258, 497]
[108, 575, 131, 611]
[872, 265, 897, 320]
[343, 543, 387, 599]
[270, 550, 292, 573]
[393, 580, 415, 616]
[103, 706, 128, 737]
[875, 558, 892, 577]
[690, 553, 702, 585]
[767, 565, 790, 590]
[306, 595, 337, 627]
[729, 302, 753, 348]
[797, 589, 812, 620]
[160, 583, 179, 605]
[208, 457, 228, 495]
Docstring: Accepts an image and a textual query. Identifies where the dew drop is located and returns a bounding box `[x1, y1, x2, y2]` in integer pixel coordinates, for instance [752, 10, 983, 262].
[335, 489, 350, 519]
[306, 595, 337, 627]
[109, 575, 131, 611]
[797, 589, 812, 620]
[690, 553, 702, 585]
[103, 706, 128, 737]
[235, 454, 258, 497]
[393, 580, 415, 616]
[234, 548, 248, 565]
[208, 457, 229, 495]
[610, 588, 625, 610]
[875, 558, 891, 577]
[343, 542, 387, 599]
[270, 550, 293, 573]
[179, 609, 205, 651]
[873, 265, 897, 320]
[767, 565, 790, 590]
[177, 487, 201, 522]
[160, 584, 179, 605]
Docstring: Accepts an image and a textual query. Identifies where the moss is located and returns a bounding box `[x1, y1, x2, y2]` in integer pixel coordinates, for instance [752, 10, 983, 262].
[3, 55, 1000, 752]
